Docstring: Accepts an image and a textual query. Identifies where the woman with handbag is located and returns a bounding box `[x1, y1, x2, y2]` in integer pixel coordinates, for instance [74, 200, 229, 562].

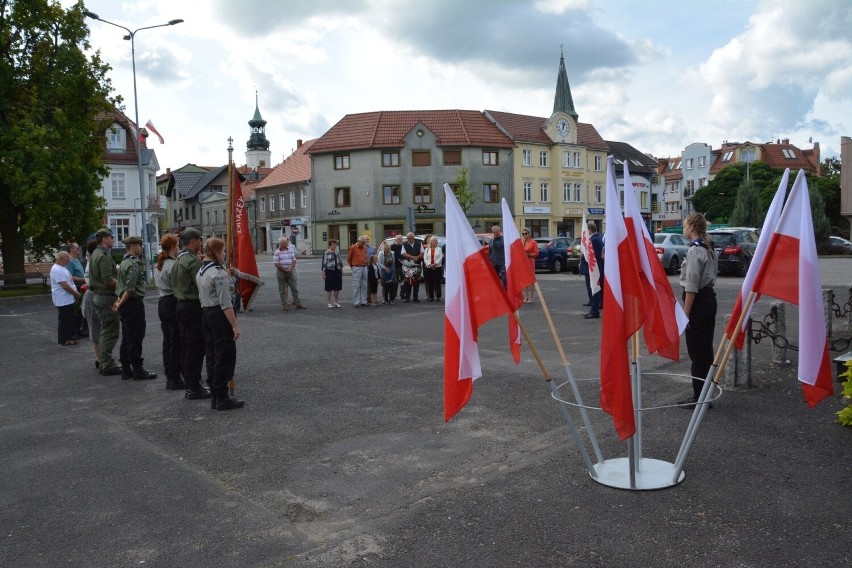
[321, 239, 343, 308]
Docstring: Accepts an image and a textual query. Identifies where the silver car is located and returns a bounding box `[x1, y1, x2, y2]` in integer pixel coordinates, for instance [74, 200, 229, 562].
[653, 233, 690, 275]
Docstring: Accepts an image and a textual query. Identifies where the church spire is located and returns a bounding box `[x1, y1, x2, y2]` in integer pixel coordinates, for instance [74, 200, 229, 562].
[553, 46, 578, 120]
[247, 90, 270, 152]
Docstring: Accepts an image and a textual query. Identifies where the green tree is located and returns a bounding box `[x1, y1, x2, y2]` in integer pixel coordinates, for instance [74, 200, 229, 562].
[451, 166, 479, 215]
[728, 178, 762, 227]
[694, 162, 783, 223]
[0, 0, 116, 283]
[810, 182, 831, 243]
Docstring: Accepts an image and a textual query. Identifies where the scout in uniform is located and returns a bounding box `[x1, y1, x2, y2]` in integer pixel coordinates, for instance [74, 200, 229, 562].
[113, 236, 157, 380]
[88, 227, 122, 376]
[171, 227, 211, 400]
[197, 237, 244, 411]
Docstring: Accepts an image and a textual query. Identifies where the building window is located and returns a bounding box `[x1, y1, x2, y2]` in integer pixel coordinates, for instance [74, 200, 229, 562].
[539, 151, 548, 167]
[280, 194, 286, 211]
[685, 179, 695, 197]
[413, 184, 432, 204]
[269, 195, 275, 212]
[573, 152, 581, 168]
[214, 210, 219, 224]
[109, 217, 130, 241]
[722, 151, 734, 162]
[640, 192, 648, 208]
[443, 149, 461, 165]
[192, 205, 196, 219]
[523, 149, 532, 167]
[698, 177, 707, 188]
[562, 151, 571, 168]
[594, 155, 603, 171]
[698, 156, 706, 167]
[206, 211, 210, 225]
[528, 219, 548, 238]
[335, 187, 351, 207]
[482, 150, 498, 166]
[334, 154, 350, 170]
[290, 192, 296, 209]
[110, 173, 126, 199]
[383, 185, 400, 205]
[573, 183, 582, 202]
[412, 150, 431, 167]
[483, 183, 499, 203]
[595, 185, 602, 203]
[741, 149, 756, 163]
[685, 158, 694, 169]
[259, 197, 265, 213]
[184, 207, 189, 221]
[539, 182, 549, 202]
[562, 182, 571, 202]
[300, 189, 306, 208]
[523, 181, 532, 202]
[382, 151, 400, 167]
[106, 124, 126, 152]
[782, 148, 796, 159]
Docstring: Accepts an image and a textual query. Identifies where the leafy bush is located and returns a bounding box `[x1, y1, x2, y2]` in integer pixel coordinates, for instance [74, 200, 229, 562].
[837, 360, 852, 427]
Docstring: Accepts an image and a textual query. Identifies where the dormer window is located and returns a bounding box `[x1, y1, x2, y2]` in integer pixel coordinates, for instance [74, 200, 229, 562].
[106, 123, 126, 152]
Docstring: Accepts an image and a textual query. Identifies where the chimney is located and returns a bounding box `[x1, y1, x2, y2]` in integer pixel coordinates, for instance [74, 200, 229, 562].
[166, 167, 171, 175]
[777, 139, 781, 144]
[782, 138, 789, 145]
[296, 139, 303, 148]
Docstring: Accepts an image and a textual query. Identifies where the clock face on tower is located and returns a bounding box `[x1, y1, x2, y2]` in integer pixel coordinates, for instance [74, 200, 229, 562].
[252, 127, 260, 133]
[556, 118, 570, 138]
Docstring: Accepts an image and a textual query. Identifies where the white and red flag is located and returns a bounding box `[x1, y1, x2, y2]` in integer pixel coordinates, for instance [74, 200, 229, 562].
[501, 198, 536, 363]
[444, 184, 514, 421]
[231, 171, 262, 310]
[600, 157, 645, 440]
[145, 120, 165, 144]
[751, 170, 833, 407]
[621, 161, 687, 361]
[724, 168, 789, 349]
[580, 212, 601, 296]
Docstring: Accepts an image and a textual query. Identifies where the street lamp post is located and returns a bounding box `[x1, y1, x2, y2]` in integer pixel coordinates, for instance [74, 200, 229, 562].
[83, 10, 183, 279]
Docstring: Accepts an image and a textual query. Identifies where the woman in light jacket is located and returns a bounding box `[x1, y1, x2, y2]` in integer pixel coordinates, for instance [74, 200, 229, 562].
[422, 237, 444, 302]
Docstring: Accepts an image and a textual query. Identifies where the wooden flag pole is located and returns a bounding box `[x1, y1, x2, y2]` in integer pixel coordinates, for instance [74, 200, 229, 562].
[225, 142, 235, 396]
[513, 310, 598, 476]
[533, 281, 604, 464]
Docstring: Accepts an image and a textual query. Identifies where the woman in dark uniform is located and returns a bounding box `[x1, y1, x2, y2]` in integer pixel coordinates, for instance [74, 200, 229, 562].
[679, 213, 717, 407]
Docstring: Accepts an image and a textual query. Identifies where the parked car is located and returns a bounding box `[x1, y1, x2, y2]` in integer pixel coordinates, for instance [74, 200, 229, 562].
[653, 233, 690, 275]
[533, 236, 575, 273]
[708, 228, 759, 276]
[820, 236, 852, 255]
[475, 233, 493, 249]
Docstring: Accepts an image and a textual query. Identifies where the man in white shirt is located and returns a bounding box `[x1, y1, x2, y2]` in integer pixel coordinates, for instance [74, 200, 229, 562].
[272, 237, 305, 310]
[50, 251, 81, 346]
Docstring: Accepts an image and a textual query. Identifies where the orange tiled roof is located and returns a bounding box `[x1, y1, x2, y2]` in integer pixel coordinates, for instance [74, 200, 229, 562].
[485, 110, 609, 150]
[709, 141, 818, 175]
[256, 139, 318, 189]
[307, 110, 514, 155]
[240, 178, 259, 200]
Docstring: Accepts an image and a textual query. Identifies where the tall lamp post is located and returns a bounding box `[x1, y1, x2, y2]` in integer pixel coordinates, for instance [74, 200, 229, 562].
[83, 10, 184, 279]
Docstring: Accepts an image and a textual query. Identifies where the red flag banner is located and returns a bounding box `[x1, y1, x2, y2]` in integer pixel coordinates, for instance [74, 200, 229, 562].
[232, 172, 262, 310]
[502, 198, 536, 363]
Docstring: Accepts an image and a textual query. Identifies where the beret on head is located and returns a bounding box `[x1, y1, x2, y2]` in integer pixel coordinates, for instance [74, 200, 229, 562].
[180, 227, 202, 244]
[95, 227, 113, 237]
[122, 236, 143, 246]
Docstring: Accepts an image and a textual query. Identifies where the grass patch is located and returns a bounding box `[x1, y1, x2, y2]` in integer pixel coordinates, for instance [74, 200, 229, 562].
[0, 285, 49, 299]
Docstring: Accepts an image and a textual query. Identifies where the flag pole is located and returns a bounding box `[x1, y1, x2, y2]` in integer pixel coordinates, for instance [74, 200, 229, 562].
[632, 333, 644, 468]
[671, 291, 757, 482]
[226, 138, 235, 397]
[533, 281, 604, 464]
[513, 311, 598, 476]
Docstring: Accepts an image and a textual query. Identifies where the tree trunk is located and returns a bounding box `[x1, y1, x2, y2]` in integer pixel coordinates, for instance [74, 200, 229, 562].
[0, 199, 27, 288]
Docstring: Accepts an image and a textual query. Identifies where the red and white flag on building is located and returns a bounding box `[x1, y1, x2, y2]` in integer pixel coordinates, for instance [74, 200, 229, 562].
[231, 170, 262, 310]
[502, 198, 536, 363]
[621, 161, 687, 361]
[444, 184, 514, 421]
[600, 157, 646, 440]
[724, 168, 789, 349]
[145, 120, 165, 144]
[580, 212, 601, 296]
[751, 169, 833, 407]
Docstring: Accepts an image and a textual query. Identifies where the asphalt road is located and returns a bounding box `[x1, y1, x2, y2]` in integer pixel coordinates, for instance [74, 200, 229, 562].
[1, 257, 850, 567]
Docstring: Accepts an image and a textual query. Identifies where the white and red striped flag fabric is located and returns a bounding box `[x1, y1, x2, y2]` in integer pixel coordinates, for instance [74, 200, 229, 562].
[443, 184, 514, 421]
[600, 156, 645, 440]
[145, 120, 165, 144]
[751, 169, 833, 407]
[724, 168, 789, 349]
[502, 198, 536, 363]
[580, 211, 601, 296]
[621, 161, 687, 361]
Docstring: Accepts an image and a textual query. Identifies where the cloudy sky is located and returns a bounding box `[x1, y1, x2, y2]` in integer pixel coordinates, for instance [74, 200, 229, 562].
[66, 0, 851, 172]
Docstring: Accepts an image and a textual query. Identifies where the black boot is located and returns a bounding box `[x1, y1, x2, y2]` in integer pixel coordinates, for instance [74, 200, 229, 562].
[166, 376, 187, 390]
[184, 382, 212, 399]
[215, 387, 244, 411]
[121, 365, 134, 380]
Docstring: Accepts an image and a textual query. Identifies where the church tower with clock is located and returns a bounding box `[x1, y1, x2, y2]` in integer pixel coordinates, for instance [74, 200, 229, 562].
[246, 92, 271, 168]
[550, 46, 578, 144]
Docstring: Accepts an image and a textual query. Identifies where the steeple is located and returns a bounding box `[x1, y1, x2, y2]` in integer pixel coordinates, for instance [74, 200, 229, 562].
[553, 46, 578, 120]
[246, 91, 272, 168]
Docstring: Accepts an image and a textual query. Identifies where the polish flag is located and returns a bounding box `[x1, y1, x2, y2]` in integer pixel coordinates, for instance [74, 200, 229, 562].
[600, 157, 645, 440]
[751, 170, 833, 407]
[724, 169, 789, 349]
[580, 212, 601, 295]
[621, 161, 687, 361]
[145, 120, 165, 144]
[502, 198, 536, 363]
[444, 184, 514, 421]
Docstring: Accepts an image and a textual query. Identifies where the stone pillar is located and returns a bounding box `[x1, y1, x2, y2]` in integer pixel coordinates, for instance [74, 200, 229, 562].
[770, 302, 788, 365]
[723, 314, 752, 388]
[823, 288, 834, 342]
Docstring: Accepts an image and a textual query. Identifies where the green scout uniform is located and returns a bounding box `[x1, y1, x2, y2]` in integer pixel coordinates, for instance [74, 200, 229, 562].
[89, 239, 120, 372]
[116, 243, 154, 378]
[172, 232, 207, 394]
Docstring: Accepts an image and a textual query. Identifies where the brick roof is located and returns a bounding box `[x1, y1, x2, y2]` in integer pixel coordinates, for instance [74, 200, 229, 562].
[708, 141, 819, 175]
[605, 140, 658, 174]
[485, 110, 609, 150]
[256, 139, 318, 189]
[307, 110, 514, 155]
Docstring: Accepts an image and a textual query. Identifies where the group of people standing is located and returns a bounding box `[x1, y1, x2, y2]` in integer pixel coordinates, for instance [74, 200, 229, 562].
[50, 226, 244, 411]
